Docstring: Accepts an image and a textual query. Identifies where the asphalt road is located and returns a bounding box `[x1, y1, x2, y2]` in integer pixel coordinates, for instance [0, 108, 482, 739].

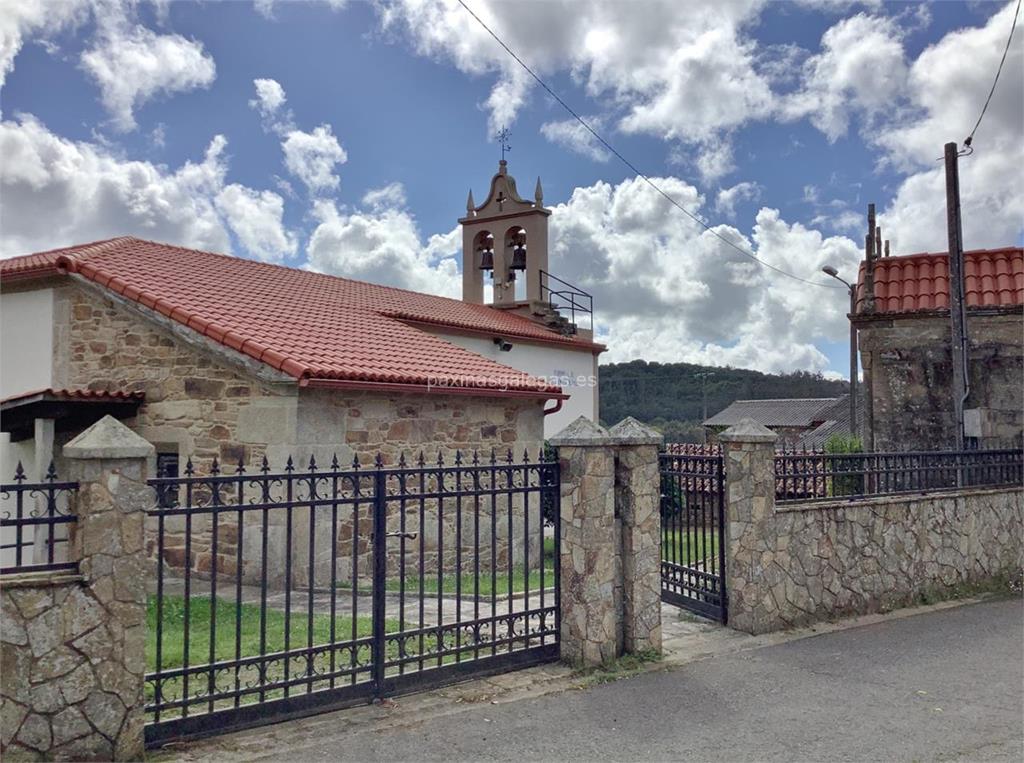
[245, 598, 1023, 762]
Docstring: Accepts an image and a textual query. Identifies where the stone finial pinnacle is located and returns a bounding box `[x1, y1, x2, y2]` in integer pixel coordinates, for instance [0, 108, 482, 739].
[63, 414, 156, 459]
[718, 417, 778, 444]
[548, 416, 612, 446]
[466, 189, 475, 212]
[534, 176, 543, 205]
[608, 416, 663, 445]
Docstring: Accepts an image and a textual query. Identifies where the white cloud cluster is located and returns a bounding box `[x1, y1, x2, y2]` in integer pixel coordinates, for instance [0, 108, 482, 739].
[306, 187, 460, 297]
[80, 4, 216, 132]
[544, 175, 861, 373]
[782, 12, 907, 141]
[249, 78, 348, 196]
[377, 0, 771, 180]
[715, 181, 761, 218]
[540, 117, 610, 162]
[0, 0, 90, 89]
[0, 115, 295, 263]
[281, 124, 348, 195]
[250, 77, 288, 121]
[875, 1, 1023, 253]
[215, 184, 298, 262]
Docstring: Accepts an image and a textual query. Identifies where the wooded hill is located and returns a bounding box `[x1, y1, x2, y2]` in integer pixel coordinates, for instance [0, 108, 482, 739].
[599, 360, 849, 442]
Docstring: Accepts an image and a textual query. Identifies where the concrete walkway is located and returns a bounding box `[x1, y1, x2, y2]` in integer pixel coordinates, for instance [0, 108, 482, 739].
[155, 596, 1022, 762]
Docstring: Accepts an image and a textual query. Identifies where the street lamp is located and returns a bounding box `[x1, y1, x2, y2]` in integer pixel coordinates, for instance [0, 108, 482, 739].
[822, 266, 858, 440]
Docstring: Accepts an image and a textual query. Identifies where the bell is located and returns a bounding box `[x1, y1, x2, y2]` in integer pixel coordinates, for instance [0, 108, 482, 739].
[478, 248, 494, 271]
[510, 244, 527, 271]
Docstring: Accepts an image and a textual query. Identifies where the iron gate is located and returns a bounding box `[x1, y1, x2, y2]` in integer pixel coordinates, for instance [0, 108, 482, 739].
[145, 450, 560, 746]
[659, 449, 726, 622]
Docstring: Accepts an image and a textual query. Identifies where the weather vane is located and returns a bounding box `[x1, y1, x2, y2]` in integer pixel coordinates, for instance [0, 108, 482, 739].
[496, 127, 511, 161]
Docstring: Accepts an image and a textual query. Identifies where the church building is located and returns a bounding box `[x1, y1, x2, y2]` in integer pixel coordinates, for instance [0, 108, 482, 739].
[0, 160, 603, 488]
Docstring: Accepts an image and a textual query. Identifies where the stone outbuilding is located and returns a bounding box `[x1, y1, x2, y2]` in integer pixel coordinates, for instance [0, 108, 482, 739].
[854, 246, 1023, 450]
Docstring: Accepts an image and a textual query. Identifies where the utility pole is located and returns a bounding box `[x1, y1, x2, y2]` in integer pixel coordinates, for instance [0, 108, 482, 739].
[697, 371, 715, 444]
[944, 142, 969, 452]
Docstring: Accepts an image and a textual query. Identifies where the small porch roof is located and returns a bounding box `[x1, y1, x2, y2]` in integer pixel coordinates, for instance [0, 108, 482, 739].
[1, 388, 144, 442]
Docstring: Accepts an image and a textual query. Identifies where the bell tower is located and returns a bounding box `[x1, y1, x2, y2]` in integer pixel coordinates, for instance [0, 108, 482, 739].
[460, 159, 550, 307]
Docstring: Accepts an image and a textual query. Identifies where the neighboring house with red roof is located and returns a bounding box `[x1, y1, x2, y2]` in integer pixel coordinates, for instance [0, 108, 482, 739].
[853, 246, 1023, 450]
[0, 161, 603, 487]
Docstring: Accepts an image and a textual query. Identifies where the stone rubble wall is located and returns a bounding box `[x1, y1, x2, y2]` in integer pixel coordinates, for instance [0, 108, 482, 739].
[1, 458, 149, 760]
[725, 430, 1024, 634]
[858, 311, 1023, 450]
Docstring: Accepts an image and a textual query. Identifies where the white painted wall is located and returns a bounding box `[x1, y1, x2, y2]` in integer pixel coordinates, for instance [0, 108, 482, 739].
[1, 288, 54, 399]
[427, 329, 598, 437]
[0, 288, 54, 547]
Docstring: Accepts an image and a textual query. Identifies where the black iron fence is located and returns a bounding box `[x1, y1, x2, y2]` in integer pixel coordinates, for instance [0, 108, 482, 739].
[775, 448, 1023, 503]
[0, 462, 78, 575]
[144, 449, 559, 745]
[658, 451, 726, 622]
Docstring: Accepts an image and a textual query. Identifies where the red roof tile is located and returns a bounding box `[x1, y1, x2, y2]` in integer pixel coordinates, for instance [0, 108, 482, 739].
[1, 238, 587, 397]
[1, 388, 145, 405]
[855, 247, 1023, 316]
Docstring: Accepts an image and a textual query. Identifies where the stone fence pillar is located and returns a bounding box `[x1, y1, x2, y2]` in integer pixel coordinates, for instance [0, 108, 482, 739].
[609, 417, 663, 655]
[719, 418, 779, 635]
[551, 416, 663, 667]
[1, 415, 152, 760]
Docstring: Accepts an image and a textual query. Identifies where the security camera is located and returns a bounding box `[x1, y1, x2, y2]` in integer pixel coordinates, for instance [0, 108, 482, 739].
[493, 338, 513, 352]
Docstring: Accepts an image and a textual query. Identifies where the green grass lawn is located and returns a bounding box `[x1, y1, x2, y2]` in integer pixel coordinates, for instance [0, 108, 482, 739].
[146, 595, 382, 672]
[662, 529, 719, 567]
[341, 536, 557, 596]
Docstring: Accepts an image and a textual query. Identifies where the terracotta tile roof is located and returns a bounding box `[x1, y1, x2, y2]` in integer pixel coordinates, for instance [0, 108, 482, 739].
[855, 247, 1023, 316]
[1, 388, 145, 405]
[704, 398, 842, 428]
[0, 237, 585, 397]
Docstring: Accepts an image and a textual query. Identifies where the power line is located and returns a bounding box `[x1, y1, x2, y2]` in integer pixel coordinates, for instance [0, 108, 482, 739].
[456, 0, 843, 290]
[965, 0, 1021, 149]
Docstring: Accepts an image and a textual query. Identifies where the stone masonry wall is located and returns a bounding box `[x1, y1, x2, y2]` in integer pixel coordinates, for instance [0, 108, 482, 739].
[858, 311, 1023, 450]
[724, 425, 1024, 634]
[1, 445, 150, 760]
[54, 282, 294, 469]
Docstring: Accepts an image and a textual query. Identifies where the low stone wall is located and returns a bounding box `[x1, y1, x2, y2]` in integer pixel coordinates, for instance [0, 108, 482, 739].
[0, 417, 150, 760]
[1, 572, 142, 760]
[722, 421, 1024, 635]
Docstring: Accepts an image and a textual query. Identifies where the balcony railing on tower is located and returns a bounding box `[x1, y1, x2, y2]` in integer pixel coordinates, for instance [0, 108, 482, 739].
[539, 270, 593, 335]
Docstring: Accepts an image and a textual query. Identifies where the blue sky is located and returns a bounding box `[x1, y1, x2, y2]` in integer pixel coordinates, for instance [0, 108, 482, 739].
[2, 1, 1021, 377]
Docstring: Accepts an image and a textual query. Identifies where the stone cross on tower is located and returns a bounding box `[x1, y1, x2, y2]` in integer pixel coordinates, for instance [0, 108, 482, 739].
[459, 157, 551, 308]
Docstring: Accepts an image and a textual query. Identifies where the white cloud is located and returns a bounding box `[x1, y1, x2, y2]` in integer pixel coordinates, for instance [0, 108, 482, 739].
[215, 184, 297, 263]
[80, 6, 216, 132]
[255, 0, 348, 20]
[307, 197, 460, 298]
[0, 0, 90, 89]
[0, 114, 228, 255]
[542, 175, 859, 374]
[783, 12, 907, 141]
[540, 117, 610, 162]
[878, 1, 1024, 253]
[378, 0, 772, 173]
[281, 124, 348, 194]
[250, 77, 288, 120]
[0, 114, 295, 264]
[716, 181, 762, 218]
[362, 182, 407, 210]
